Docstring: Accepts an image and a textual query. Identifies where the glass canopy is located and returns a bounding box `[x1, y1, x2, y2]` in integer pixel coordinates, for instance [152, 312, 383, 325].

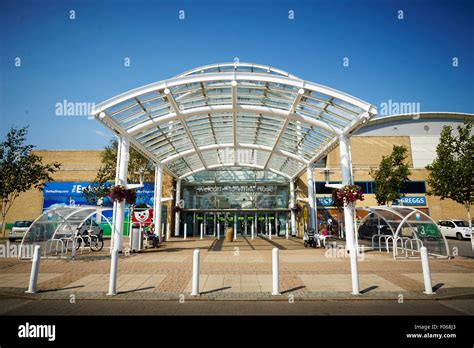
[92, 62, 377, 181]
[19, 206, 113, 259]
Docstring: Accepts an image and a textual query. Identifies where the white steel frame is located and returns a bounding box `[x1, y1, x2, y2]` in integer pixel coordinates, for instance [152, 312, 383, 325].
[92, 62, 377, 296]
[92, 62, 376, 181]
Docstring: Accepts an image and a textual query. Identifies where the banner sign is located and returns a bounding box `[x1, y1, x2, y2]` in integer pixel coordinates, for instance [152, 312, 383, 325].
[44, 182, 94, 196]
[195, 185, 274, 194]
[43, 182, 156, 210]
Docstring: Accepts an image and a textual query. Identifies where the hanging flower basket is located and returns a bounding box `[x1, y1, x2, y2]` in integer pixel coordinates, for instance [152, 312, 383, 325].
[331, 184, 364, 207]
[108, 185, 137, 205]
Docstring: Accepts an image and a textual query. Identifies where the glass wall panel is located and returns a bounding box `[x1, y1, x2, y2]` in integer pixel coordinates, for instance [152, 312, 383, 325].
[182, 184, 289, 210]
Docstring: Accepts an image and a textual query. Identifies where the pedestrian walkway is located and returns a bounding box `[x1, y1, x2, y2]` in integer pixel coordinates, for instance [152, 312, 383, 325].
[0, 236, 472, 301]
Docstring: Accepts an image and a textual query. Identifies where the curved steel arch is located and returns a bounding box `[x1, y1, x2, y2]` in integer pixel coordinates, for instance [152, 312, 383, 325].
[127, 105, 341, 136]
[161, 143, 308, 165]
[179, 163, 292, 180]
[92, 63, 377, 180]
[93, 72, 374, 116]
[174, 61, 300, 79]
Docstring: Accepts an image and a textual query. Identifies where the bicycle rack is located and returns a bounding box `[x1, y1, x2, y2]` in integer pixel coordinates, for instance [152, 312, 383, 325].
[371, 234, 380, 250]
[377, 235, 393, 253]
[393, 237, 412, 258]
[404, 238, 424, 257]
[44, 239, 65, 259]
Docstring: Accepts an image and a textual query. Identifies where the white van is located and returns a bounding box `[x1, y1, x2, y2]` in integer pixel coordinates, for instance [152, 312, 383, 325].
[438, 220, 472, 240]
[9, 220, 33, 242]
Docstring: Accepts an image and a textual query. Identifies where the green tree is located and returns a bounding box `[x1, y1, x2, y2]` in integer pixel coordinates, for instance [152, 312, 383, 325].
[426, 121, 473, 249]
[83, 139, 153, 204]
[0, 127, 60, 237]
[370, 145, 411, 206]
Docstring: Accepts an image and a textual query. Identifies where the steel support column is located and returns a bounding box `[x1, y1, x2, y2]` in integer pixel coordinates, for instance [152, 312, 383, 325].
[307, 167, 316, 232]
[290, 181, 297, 236]
[108, 135, 129, 295]
[174, 179, 181, 237]
[153, 164, 164, 240]
[339, 135, 360, 295]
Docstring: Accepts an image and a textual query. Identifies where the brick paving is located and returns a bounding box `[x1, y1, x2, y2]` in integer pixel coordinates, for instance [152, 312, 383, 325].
[0, 236, 472, 301]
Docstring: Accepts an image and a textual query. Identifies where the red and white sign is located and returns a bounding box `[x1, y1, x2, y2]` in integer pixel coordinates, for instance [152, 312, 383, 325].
[132, 209, 154, 224]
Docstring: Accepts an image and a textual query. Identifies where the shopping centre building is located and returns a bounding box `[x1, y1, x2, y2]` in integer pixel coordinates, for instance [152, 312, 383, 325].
[4, 63, 474, 239]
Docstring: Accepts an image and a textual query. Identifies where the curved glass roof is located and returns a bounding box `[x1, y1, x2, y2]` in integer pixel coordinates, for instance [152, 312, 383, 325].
[92, 62, 377, 181]
[19, 206, 113, 259]
[359, 206, 450, 258]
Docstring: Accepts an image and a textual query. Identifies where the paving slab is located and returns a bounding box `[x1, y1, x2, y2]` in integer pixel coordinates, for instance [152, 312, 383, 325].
[0, 273, 62, 288]
[402, 273, 474, 289]
[299, 274, 405, 292]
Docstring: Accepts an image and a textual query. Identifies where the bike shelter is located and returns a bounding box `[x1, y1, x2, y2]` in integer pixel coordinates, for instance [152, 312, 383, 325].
[357, 206, 450, 259]
[19, 206, 113, 260]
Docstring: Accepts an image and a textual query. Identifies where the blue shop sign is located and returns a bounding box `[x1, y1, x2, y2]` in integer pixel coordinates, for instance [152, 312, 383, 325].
[44, 182, 94, 196]
[393, 196, 427, 206]
[316, 196, 333, 207]
[43, 182, 157, 209]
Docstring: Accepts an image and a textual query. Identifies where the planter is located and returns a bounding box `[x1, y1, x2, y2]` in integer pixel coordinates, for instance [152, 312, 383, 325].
[332, 185, 364, 207]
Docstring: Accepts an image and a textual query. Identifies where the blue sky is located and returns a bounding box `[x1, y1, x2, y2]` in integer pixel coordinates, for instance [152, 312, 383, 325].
[1, 0, 473, 149]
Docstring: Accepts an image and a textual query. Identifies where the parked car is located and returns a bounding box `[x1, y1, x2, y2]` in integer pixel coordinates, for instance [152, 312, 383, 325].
[9, 220, 33, 242]
[358, 218, 391, 240]
[438, 220, 473, 240]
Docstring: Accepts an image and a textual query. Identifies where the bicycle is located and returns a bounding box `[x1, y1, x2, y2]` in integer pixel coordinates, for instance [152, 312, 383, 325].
[75, 230, 104, 252]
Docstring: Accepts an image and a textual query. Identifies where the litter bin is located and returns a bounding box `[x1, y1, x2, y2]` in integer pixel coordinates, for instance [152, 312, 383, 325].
[226, 227, 234, 242]
[130, 223, 143, 252]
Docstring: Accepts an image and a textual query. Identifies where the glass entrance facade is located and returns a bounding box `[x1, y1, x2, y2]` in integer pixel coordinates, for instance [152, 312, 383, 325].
[184, 211, 290, 237]
[178, 179, 290, 237]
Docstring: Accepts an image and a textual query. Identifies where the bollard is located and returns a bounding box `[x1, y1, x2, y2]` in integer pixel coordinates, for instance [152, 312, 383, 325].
[285, 222, 289, 239]
[25, 245, 41, 294]
[162, 223, 165, 238]
[234, 220, 237, 241]
[191, 249, 200, 296]
[217, 223, 220, 239]
[107, 249, 119, 296]
[349, 248, 360, 295]
[251, 223, 254, 240]
[420, 247, 434, 294]
[272, 248, 280, 295]
[184, 223, 187, 240]
[269, 223, 272, 240]
[200, 223, 203, 240]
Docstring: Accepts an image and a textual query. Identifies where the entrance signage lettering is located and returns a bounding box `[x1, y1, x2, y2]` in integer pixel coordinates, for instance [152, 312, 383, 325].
[393, 196, 427, 206]
[195, 185, 274, 194]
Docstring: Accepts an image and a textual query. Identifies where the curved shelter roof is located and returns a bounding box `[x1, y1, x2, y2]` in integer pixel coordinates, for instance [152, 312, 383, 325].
[92, 62, 377, 181]
[19, 206, 113, 259]
[358, 206, 450, 258]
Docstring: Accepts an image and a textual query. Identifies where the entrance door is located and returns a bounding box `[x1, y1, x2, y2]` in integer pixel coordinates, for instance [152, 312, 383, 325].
[246, 215, 254, 236]
[267, 214, 276, 236]
[216, 213, 226, 237]
[257, 214, 267, 235]
[205, 212, 214, 236]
